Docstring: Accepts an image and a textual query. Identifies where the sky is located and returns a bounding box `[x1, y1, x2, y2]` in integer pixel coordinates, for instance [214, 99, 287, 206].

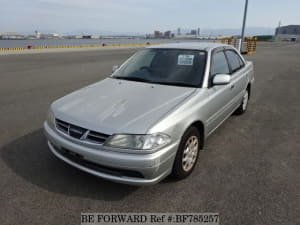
[0, 0, 299, 35]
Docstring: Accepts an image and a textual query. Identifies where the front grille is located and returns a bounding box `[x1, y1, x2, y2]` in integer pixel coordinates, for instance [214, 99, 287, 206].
[55, 146, 144, 179]
[55, 119, 109, 144]
[86, 131, 108, 144]
[56, 119, 69, 133]
[69, 124, 87, 139]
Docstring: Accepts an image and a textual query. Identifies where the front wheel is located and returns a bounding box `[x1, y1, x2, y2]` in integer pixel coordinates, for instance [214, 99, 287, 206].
[172, 126, 201, 179]
[234, 88, 249, 115]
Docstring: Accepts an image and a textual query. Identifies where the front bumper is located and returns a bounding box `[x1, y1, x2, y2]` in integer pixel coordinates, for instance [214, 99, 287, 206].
[43, 121, 179, 185]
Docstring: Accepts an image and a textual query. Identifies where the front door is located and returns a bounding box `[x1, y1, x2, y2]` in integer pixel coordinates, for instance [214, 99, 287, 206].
[205, 49, 234, 135]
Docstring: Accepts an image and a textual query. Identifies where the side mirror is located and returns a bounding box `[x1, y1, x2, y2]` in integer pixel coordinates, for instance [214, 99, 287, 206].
[212, 74, 231, 85]
[112, 65, 119, 73]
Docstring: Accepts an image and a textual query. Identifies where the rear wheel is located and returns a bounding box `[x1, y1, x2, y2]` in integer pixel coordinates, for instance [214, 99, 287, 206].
[235, 88, 249, 115]
[172, 126, 201, 179]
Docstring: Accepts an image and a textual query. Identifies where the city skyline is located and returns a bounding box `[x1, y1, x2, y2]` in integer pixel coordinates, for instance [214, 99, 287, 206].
[1, 0, 299, 34]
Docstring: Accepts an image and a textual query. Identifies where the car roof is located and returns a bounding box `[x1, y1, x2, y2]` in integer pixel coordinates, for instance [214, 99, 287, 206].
[147, 42, 230, 51]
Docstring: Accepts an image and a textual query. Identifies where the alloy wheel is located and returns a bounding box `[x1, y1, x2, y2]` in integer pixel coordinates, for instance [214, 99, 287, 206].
[182, 136, 199, 172]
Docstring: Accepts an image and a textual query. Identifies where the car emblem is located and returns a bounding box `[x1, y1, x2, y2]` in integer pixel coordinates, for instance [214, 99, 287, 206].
[68, 125, 87, 139]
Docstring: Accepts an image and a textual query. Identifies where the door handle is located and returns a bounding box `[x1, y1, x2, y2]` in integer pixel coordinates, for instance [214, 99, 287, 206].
[230, 85, 235, 90]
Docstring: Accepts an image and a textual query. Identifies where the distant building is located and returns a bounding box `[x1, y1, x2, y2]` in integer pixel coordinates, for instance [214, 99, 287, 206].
[177, 28, 181, 36]
[35, 31, 40, 39]
[39, 33, 62, 39]
[52, 33, 61, 38]
[197, 28, 200, 36]
[190, 29, 197, 35]
[91, 35, 100, 39]
[254, 35, 275, 41]
[64, 35, 83, 39]
[75, 35, 83, 39]
[0, 31, 25, 39]
[84, 35, 101, 39]
[153, 30, 174, 39]
[275, 25, 300, 41]
[164, 31, 171, 38]
[154, 31, 163, 38]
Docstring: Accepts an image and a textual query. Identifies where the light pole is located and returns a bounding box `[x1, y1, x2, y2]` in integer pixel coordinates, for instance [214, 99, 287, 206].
[240, 0, 248, 52]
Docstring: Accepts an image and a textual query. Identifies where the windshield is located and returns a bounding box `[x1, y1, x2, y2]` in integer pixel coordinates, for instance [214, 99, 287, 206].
[112, 49, 207, 87]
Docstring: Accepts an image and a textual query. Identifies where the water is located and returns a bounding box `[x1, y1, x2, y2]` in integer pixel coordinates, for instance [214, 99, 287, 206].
[0, 38, 202, 48]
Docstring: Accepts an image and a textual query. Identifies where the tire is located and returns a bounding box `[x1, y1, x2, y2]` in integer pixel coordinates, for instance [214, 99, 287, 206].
[234, 88, 249, 115]
[172, 126, 201, 179]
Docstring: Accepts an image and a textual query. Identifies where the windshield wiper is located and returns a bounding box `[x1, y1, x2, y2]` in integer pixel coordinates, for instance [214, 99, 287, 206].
[112, 77, 197, 87]
[112, 76, 151, 83]
[152, 81, 197, 88]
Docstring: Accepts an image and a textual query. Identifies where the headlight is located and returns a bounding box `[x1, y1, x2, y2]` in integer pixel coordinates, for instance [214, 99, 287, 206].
[47, 109, 55, 127]
[104, 133, 171, 150]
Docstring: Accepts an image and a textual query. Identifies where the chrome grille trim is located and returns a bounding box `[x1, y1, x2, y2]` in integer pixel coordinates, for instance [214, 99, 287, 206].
[56, 119, 69, 133]
[55, 119, 110, 145]
[86, 131, 108, 143]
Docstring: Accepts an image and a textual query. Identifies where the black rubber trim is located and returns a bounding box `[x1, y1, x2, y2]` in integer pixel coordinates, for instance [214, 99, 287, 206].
[53, 144, 144, 179]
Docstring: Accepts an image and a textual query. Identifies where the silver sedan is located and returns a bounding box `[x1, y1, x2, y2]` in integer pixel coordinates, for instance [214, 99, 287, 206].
[44, 42, 254, 185]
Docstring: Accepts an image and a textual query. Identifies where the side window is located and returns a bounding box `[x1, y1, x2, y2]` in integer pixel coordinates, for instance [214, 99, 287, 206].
[211, 51, 230, 76]
[225, 50, 244, 73]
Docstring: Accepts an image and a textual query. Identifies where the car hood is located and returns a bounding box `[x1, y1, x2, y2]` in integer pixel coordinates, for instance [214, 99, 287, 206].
[52, 78, 196, 134]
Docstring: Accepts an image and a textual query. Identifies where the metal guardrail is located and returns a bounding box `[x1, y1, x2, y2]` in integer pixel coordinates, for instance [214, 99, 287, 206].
[0, 43, 163, 51]
[0, 39, 258, 53]
[0, 47, 26, 50]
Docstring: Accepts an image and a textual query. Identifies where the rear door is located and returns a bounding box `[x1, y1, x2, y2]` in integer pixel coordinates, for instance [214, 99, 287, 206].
[224, 49, 248, 109]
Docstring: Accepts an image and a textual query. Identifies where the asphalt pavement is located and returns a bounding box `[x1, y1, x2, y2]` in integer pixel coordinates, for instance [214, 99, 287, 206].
[0, 43, 299, 225]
